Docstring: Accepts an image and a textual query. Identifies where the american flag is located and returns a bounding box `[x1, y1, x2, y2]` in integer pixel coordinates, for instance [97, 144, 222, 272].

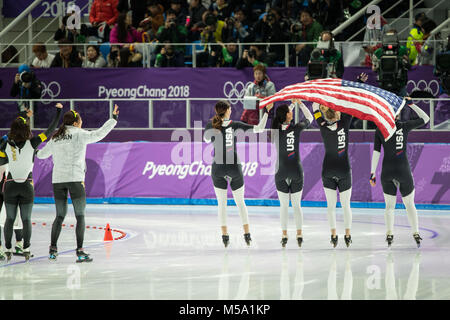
[259, 78, 406, 140]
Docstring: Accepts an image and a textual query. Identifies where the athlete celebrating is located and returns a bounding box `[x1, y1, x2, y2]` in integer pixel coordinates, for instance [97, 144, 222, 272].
[0, 103, 62, 261]
[204, 100, 273, 248]
[370, 102, 429, 248]
[271, 99, 313, 247]
[312, 103, 353, 248]
[37, 105, 119, 262]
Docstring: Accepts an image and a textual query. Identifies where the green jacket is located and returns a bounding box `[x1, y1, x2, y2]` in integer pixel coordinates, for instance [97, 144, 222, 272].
[296, 20, 323, 44]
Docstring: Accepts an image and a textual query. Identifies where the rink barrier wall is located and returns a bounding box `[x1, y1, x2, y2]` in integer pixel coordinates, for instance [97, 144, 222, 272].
[33, 197, 450, 211]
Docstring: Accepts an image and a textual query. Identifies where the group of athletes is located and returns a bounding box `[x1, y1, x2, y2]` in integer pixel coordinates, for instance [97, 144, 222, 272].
[204, 97, 429, 249]
[0, 88, 429, 263]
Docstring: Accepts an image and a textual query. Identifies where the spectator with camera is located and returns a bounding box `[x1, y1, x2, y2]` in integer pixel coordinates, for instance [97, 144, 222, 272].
[186, 0, 207, 40]
[156, 9, 188, 56]
[51, 38, 83, 68]
[81, 45, 107, 68]
[170, 0, 188, 26]
[155, 43, 185, 67]
[31, 44, 55, 68]
[139, 2, 165, 38]
[241, 64, 276, 125]
[10, 64, 42, 113]
[372, 29, 410, 97]
[236, 44, 274, 69]
[290, 9, 323, 67]
[89, 0, 119, 42]
[197, 13, 226, 67]
[209, 39, 239, 67]
[305, 31, 344, 80]
[221, 11, 251, 43]
[107, 45, 121, 67]
[209, 0, 233, 21]
[254, 7, 289, 62]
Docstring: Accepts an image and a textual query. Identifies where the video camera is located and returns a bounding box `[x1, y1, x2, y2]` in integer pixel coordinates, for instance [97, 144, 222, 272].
[306, 37, 337, 80]
[435, 51, 450, 94]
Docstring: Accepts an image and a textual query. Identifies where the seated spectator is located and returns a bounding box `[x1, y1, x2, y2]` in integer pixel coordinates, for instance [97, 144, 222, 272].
[81, 45, 107, 68]
[1, 46, 19, 64]
[221, 8, 251, 43]
[209, 0, 233, 21]
[117, 0, 147, 29]
[140, 2, 165, 38]
[155, 44, 185, 67]
[170, 0, 187, 26]
[187, 0, 207, 41]
[209, 40, 239, 67]
[31, 44, 55, 68]
[407, 13, 427, 66]
[89, 0, 119, 42]
[236, 44, 274, 69]
[156, 9, 188, 55]
[54, 12, 86, 43]
[107, 45, 121, 67]
[241, 64, 276, 125]
[51, 38, 82, 68]
[119, 44, 143, 67]
[110, 11, 143, 44]
[290, 9, 323, 66]
[10, 64, 42, 113]
[253, 7, 289, 61]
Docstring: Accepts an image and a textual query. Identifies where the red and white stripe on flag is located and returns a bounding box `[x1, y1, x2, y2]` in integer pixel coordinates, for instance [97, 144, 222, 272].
[259, 78, 406, 141]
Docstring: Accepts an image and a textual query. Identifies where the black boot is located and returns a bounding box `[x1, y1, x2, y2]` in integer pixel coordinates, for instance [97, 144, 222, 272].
[297, 236, 303, 248]
[330, 235, 338, 248]
[281, 236, 288, 248]
[76, 248, 93, 263]
[244, 233, 252, 246]
[413, 234, 422, 248]
[222, 235, 230, 248]
[49, 245, 58, 260]
[344, 235, 352, 248]
[386, 235, 394, 247]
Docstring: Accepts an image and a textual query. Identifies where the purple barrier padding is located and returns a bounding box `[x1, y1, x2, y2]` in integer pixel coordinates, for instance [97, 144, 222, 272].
[0, 66, 443, 128]
[32, 142, 450, 205]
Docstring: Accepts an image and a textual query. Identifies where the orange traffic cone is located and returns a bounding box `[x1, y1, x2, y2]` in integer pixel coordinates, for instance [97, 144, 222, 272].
[104, 223, 114, 242]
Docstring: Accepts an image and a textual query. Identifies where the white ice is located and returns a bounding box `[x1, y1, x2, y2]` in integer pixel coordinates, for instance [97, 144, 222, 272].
[0, 204, 449, 300]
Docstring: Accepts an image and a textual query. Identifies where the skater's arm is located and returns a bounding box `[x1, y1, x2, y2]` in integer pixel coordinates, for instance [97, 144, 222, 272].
[81, 105, 119, 144]
[203, 121, 213, 143]
[252, 103, 274, 133]
[312, 102, 327, 127]
[36, 139, 53, 159]
[30, 103, 63, 149]
[405, 103, 429, 131]
[370, 131, 382, 186]
[293, 99, 313, 129]
[0, 164, 6, 178]
[0, 138, 8, 166]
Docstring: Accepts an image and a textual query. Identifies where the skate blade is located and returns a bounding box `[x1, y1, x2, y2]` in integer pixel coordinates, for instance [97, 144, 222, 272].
[76, 258, 93, 263]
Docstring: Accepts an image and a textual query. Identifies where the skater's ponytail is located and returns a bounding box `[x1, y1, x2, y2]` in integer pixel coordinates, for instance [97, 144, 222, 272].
[52, 110, 81, 141]
[271, 104, 289, 129]
[212, 100, 230, 129]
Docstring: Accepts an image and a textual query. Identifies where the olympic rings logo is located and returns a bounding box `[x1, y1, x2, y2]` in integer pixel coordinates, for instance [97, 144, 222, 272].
[40, 81, 61, 104]
[223, 81, 253, 105]
[407, 79, 440, 104]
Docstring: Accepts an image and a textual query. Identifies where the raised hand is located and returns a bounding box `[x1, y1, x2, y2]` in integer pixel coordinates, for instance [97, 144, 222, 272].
[265, 103, 274, 112]
[55, 103, 63, 109]
[369, 173, 376, 187]
[113, 104, 119, 116]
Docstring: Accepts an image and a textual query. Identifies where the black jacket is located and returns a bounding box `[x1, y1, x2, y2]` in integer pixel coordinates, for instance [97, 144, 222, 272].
[10, 72, 42, 99]
[117, 0, 147, 28]
[51, 49, 82, 68]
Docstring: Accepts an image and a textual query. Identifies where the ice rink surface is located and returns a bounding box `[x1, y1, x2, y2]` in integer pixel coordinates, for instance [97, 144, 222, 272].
[1, 204, 449, 300]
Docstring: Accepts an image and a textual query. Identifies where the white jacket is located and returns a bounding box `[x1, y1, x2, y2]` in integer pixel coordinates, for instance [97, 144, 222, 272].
[36, 119, 117, 183]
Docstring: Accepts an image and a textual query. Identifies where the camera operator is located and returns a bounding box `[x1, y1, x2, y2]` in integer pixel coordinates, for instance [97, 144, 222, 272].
[305, 31, 344, 81]
[156, 9, 188, 56]
[241, 64, 276, 125]
[10, 64, 42, 113]
[236, 44, 274, 69]
[155, 43, 185, 67]
[254, 7, 289, 62]
[372, 30, 410, 97]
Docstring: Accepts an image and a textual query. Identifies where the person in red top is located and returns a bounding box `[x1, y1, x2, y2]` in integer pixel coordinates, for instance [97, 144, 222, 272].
[88, 0, 119, 41]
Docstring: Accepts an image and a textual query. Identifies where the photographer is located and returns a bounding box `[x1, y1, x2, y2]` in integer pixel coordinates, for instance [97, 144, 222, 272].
[51, 38, 83, 68]
[187, 0, 207, 40]
[372, 29, 410, 96]
[209, 39, 239, 67]
[156, 9, 188, 56]
[241, 64, 276, 125]
[197, 13, 226, 67]
[290, 9, 323, 67]
[209, 0, 233, 21]
[221, 13, 250, 43]
[253, 7, 289, 61]
[155, 43, 185, 67]
[236, 44, 274, 69]
[305, 31, 344, 80]
[10, 64, 42, 113]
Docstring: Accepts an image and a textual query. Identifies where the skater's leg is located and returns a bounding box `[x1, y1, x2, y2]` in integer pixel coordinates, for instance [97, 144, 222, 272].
[327, 253, 338, 300]
[4, 203, 19, 249]
[51, 184, 69, 247]
[14, 229, 23, 242]
[277, 190, 290, 236]
[231, 185, 249, 233]
[383, 193, 396, 235]
[18, 203, 33, 250]
[401, 190, 419, 235]
[385, 253, 398, 300]
[214, 187, 228, 235]
[403, 253, 421, 300]
[340, 188, 352, 236]
[291, 190, 304, 236]
[323, 187, 337, 235]
[69, 183, 87, 249]
[341, 253, 353, 300]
